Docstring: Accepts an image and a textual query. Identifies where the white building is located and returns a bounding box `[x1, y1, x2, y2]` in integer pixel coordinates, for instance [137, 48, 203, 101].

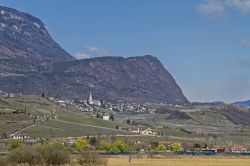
[12, 134, 30, 141]
[140, 128, 157, 136]
[88, 92, 94, 105]
[103, 113, 110, 120]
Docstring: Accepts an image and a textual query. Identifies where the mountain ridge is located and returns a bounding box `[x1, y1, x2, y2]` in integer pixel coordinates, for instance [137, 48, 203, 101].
[0, 6, 188, 104]
[233, 100, 250, 108]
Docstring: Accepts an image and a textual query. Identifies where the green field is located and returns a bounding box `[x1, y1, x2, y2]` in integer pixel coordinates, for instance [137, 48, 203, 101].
[55, 109, 121, 129]
[0, 96, 126, 137]
[21, 120, 128, 138]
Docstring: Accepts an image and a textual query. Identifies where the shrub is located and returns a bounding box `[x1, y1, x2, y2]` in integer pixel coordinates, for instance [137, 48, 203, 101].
[79, 151, 107, 166]
[89, 137, 97, 146]
[100, 140, 128, 153]
[75, 138, 88, 152]
[112, 140, 128, 153]
[8, 140, 22, 151]
[156, 144, 166, 151]
[172, 142, 181, 152]
[44, 142, 70, 165]
[150, 142, 159, 150]
[7, 145, 44, 165]
[0, 157, 7, 166]
[100, 140, 111, 152]
[1, 133, 8, 139]
[7, 142, 70, 165]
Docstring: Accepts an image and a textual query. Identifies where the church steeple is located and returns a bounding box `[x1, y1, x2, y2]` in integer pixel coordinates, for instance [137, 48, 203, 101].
[88, 92, 93, 105]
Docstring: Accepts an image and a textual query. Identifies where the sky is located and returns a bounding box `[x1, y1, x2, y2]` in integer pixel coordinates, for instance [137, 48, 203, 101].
[0, 0, 250, 103]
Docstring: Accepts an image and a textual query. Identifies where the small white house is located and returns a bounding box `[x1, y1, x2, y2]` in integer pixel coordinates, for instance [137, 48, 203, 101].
[140, 128, 157, 136]
[12, 134, 30, 141]
[103, 113, 110, 120]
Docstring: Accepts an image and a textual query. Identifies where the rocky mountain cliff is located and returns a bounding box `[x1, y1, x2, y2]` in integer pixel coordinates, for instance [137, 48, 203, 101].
[0, 6, 74, 74]
[0, 6, 188, 104]
[47, 55, 189, 104]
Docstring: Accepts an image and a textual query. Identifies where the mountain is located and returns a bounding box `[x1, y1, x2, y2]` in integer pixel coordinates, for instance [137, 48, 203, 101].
[0, 6, 188, 104]
[232, 100, 250, 108]
[0, 6, 73, 94]
[46, 55, 189, 104]
[0, 6, 74, 73]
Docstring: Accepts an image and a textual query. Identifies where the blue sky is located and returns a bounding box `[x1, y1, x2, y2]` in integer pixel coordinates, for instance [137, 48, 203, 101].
[0, 0, 250, 103]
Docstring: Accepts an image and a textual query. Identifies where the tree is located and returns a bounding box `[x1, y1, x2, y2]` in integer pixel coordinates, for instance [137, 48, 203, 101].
[150, 141, 159, 150]
[100, 140, 128, 153]
[75, 138, 87, 152]
[112, 140, 128, 153]
[1, 132, 8, 139]
[116, 125, 119, 130]
[100, 140, 111, 152]
[156, 144, 166, 151]
[41, 92, 45, 98]
[89, 137, 97, 146]
[96, 112, 101, 118]
[193, 143, 201, 149]
[109, 113, 114, 121]
[9, 140, 22, 151]
[172, 142, 181, 152]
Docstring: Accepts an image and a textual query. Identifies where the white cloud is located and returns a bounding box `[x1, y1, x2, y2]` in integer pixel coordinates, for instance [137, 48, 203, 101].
[198, 0, 250, 17]
[198, 0, 227, 18]
[74, 53, 91, 59]
[73, 46, 109, 59]
[226, 0, 250, 13]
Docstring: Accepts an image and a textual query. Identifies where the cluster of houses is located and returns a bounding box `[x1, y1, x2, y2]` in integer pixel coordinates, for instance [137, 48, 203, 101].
[102, 103, 154, 114]
[47, 92, 154, 115]
[121, 127, 158, 136]
[0, 90, 22, 98]
[47, 92, 102, 111]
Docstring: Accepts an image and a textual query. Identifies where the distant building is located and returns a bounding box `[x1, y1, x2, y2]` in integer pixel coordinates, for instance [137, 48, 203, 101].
[87, 92, 94, 105]
[57, 100, 67, 107]
[93, 100, 101, 106]
[8, 93, 15, 98]
[103, 113, 110, 120]
[12, 134, 30, 141]
[140, 128, 157, 136]
[87, 92, 101, 106]
[229, 145, 247, 153]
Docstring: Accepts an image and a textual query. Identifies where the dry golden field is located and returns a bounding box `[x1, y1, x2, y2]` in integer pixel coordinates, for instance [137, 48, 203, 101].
[107, 157, 250, 166]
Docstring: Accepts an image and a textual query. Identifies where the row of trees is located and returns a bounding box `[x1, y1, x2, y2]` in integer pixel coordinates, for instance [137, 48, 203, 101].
[151, 141, 182, 152]
[74, 138, 128, 153]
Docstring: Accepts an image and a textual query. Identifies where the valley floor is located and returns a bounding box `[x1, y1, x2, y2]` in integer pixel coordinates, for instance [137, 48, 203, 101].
[107, 156, 250, 166]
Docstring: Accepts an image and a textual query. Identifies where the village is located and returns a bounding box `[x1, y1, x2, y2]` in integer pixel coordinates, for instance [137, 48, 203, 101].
[0, 90, 250, 156]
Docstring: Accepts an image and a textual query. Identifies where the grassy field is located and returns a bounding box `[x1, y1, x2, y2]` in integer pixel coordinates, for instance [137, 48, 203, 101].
[0, 95, 128, 137]
[107, 157, 250, 166]
[21, 119, 130, 138]
[156, 128, 190, 138]
[55, 109, 121, 129]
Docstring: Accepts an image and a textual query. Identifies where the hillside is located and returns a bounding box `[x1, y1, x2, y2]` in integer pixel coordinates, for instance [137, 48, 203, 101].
[233, 100, 250, 108]
[0, 6, 73, 66]
[46, 55, 188, 104]
[0, 6, 188, 104]
[1, 95, 250, 145]
[0, 95, 128, 138]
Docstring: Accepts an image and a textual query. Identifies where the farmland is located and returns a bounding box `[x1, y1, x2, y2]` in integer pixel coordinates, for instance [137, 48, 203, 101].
[1, 95, 250, 146]
[107, 156, 250, 166]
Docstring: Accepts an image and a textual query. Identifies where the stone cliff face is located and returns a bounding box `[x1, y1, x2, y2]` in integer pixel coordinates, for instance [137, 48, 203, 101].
[46, 55, 188, 104]
[0, 6, 188, 104]
[0, 6, 73, 74]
